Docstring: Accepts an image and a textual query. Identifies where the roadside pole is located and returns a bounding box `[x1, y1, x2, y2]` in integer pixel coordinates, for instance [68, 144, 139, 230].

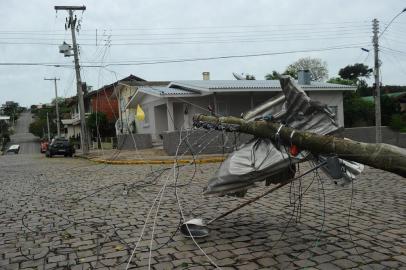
[54, 5, 89, 154]
[372, 19, 381, 143]
[46, 112, 51, 141]
[44, 77, 61, 138]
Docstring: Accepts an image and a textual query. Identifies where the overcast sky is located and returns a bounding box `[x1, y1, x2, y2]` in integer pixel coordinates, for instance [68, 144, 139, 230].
[0, 0, 405, 106]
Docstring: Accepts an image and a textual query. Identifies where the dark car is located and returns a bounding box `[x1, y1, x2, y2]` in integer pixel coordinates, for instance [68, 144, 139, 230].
[46, 138, 75, 157]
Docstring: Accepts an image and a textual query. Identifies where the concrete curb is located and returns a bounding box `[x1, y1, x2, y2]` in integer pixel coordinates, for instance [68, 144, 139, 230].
[75, 155, 226, 165]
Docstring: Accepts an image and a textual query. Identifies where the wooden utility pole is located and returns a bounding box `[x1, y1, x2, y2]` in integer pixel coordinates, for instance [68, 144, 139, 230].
[44, 77, 61, 138]
[193, 114, 406, 178]
[372, 19, 381, 143]
[54, 5, 89, 154]
[46, 112, 51, 141]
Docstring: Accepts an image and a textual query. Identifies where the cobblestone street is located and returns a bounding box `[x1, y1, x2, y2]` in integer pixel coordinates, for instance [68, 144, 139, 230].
[0, 154, 405, 269]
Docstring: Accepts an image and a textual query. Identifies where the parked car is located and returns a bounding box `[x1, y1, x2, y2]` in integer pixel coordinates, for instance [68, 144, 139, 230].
[6, 144, 20, 154]
[40, 140, 49, 153]
[46, 138, 75, 157]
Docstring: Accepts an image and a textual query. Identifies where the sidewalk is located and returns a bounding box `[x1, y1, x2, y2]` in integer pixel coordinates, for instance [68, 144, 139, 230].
[74, 147, 227, 165]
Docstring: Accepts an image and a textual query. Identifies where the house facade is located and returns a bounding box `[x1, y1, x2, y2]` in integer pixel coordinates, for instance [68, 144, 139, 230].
[61, 75, 145, 140]
[126, 79, 355, 141]
[113, 80, 169, 135]
[61, 96, 86, 139]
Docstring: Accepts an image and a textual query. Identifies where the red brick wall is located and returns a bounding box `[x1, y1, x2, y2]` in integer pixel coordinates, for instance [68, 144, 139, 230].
[90, 88, 119, 122]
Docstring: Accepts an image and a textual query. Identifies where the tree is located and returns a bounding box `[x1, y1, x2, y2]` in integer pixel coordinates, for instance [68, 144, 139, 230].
[86, 112, 115, 138]
[381, 95, 401, 126]
[327, 77, 355, 86]
[337, 63, 373, 97]
[29, 118, 55, 138]
[265, 71, 280, 80]
[284, 57, 328, 81]
[338, 63, 372, 82]
[51, 97, 65, 105]
[343, 92, 374, 127]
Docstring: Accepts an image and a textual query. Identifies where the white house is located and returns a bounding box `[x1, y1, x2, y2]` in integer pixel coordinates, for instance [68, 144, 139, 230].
[112, 80, 169, 135]
[126, 77, 356, 141]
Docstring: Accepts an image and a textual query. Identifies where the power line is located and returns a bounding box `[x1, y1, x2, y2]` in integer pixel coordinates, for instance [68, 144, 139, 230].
[0, 35, 371, 46]
[0, 43, 367, 67]
[0, 20, 371, 33]
[0, 29, 371, 41]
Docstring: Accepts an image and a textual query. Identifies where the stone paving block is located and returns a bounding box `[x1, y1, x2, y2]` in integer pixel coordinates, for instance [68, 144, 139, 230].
[311, 254, 334, 264]
[236, 262, 259, 270]
[256, 257, 277, 267]
[364, 251, 390, 261]
[394, 255, 406, 264]
[358, 264, 387, 270]
[152, 261, 173, 270]
[293, 259, 316, 268]
[213, 250, 234, 260]
[317, 262, 341, 270]
[332, 258, 358, 268]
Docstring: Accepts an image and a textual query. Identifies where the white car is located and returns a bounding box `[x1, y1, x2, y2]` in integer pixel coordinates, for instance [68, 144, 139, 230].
[6, 144, 20, 154]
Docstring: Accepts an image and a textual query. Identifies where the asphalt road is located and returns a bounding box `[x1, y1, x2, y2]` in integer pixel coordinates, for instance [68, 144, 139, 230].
[7, 112, 40, 154]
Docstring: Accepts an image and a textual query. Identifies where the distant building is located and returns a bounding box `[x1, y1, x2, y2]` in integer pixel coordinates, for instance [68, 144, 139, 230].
[61, 75, 141, 139]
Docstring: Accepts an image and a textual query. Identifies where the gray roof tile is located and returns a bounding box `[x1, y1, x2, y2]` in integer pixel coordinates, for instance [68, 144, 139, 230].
[168, 80, 356, 92]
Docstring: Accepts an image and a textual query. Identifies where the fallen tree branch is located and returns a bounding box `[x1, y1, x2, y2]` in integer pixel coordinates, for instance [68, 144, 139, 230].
[193, 114, 406, 178]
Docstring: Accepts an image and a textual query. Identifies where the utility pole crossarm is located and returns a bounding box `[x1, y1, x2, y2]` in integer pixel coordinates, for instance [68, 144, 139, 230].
[54, 6, 86, 11]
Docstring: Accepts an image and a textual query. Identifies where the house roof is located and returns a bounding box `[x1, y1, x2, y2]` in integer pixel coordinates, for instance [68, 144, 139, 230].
[111, 80, 170, 98]
[137, 86, 201, 97]
[168, 80, 356, 92]
[0, 115, 10, 120]
[126, 79, 356, 109]
[86, 74, 147, 99]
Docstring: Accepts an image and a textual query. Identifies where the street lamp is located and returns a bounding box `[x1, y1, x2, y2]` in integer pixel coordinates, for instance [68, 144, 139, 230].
[374, 8, 405, 143]
[379, 8, 406, 38]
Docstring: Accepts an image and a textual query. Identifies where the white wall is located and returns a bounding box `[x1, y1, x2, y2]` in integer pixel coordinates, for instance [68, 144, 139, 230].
[136, 95, 166, 138]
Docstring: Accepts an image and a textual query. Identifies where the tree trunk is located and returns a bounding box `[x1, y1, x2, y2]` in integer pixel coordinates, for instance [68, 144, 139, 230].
[193, 115, 406, 178]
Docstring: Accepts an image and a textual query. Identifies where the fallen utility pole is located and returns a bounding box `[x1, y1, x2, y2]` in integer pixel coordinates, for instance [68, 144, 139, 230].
[193, 114, 406, 178]
[55, 5, 89, 154]
[44, 77, 61, 138]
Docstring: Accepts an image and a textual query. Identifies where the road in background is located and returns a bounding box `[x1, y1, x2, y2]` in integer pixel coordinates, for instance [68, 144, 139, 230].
[7, 112, 40, 154]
